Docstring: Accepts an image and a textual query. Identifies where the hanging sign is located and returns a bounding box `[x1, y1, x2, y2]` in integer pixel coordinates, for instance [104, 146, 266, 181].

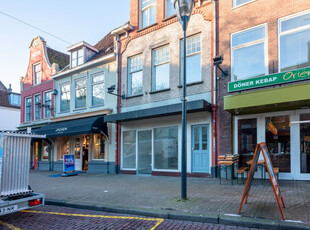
[63, 154, 75, 172]
[238, 142, 286, 220]
[228, 67, 310, 92]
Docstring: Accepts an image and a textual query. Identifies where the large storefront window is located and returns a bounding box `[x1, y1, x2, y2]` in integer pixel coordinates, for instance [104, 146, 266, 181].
[238, 119, 257, 167]
[58, 137, 70, 160]
[154, 126, 178, 170]
[300, 113, 310, 174]
[42, 142, 49, 160]
[123, 131, 136, 169]
[94, 134, 105, 160]
[265, 115, 291, 172]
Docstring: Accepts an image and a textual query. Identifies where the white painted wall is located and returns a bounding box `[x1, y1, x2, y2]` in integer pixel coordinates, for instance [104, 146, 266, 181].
[0, 107, 20, 130]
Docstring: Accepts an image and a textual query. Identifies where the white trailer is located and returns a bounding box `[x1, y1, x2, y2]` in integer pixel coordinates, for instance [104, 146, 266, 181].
[0, 131, 45, 215]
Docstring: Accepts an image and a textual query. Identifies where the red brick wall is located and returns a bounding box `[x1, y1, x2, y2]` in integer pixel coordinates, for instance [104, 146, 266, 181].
[21, 39, 54, 124]
[217, 0, 310, 154]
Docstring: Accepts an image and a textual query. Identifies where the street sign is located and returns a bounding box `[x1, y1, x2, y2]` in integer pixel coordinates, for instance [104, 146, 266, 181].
[238, 142, 286, 220]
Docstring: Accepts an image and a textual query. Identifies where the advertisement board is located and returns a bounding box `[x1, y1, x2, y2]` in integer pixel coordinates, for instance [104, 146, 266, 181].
[63, 154, 75, 173]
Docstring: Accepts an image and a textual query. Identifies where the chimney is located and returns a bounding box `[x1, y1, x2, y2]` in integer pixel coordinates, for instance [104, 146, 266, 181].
[8, 84, 12, 92]
[52, 63, 59, 75]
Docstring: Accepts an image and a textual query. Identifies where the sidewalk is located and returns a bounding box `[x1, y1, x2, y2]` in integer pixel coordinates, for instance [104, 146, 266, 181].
[29, 171, 310, 229]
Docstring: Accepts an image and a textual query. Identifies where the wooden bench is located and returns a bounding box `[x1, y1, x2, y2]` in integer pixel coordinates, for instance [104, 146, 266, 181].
[236, 167, 248, 184]
[274, 167, 279, 181]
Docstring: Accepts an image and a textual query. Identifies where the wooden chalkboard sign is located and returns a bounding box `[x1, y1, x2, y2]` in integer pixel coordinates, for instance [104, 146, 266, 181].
[238, 142, 286, 220]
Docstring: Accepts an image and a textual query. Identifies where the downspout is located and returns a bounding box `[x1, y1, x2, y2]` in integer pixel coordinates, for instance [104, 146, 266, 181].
[114, 35, 121, 174]
[213, 0, 219, 176]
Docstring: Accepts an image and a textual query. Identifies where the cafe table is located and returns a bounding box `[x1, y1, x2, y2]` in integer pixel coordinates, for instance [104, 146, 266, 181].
[218, 160, 238, 185]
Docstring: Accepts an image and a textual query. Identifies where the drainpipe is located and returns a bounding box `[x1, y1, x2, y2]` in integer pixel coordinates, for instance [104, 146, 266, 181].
[213, 0, 219, 176]
[114, 35, 121, 174]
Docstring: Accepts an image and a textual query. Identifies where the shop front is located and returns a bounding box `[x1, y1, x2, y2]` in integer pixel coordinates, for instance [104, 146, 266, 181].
[225, 69, 310, 180]
[36, 115, 113, 173]
[105, 99, 213, 176]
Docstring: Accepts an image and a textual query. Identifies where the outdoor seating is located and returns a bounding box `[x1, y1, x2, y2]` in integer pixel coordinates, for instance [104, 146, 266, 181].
[247, 160, 265, 185]
[236, 167, 248, 184]
[218, 154, 239, 185]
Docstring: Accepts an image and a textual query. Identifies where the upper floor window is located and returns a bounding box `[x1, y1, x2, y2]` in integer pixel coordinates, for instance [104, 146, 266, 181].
[60, 82, 70, 112]
[279, 11, 310, 72]
[25, 97, 32, 122]
[34, 94, 41, 120]
[33, 63, 41, 85]
[75, 77, 86, 109]
[128, 54, 143, 96]
[71, 48, 84, 68]
[181, 34, 202, 84]
[140, 0, 156, 29]
[43, 91, 52, 118]
[233, 0, 255, 8]
[165, 0, 175, 18]
[152, 46, 170, 91]
[231, 24, 267, 81]
[92, 73, 105, 106]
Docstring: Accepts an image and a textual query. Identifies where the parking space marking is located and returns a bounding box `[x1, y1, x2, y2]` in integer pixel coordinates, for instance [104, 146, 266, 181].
[0, 220, 21, 230]
[21, 210, 164, 230]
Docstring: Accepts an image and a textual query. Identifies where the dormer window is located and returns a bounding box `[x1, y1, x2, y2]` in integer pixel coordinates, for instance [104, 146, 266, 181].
[71, 48, 84, 68]
[33, 63, 41, 85]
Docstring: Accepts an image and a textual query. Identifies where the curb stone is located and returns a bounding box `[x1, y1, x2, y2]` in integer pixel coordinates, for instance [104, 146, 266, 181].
[45, 199, 310, 230]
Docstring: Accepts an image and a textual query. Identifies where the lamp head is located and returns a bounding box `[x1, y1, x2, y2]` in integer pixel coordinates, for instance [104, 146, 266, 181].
[174, 0, 195, 29]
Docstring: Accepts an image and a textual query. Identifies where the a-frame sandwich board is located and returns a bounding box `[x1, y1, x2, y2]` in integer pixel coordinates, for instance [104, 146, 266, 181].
[238, 142, 286, 221]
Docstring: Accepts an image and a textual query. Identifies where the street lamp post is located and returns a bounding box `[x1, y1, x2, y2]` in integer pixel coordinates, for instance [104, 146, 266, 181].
[174, 0, 194, 200]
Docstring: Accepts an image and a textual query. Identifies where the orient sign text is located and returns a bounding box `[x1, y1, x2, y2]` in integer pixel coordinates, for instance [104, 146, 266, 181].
[228, 67, 310, 92]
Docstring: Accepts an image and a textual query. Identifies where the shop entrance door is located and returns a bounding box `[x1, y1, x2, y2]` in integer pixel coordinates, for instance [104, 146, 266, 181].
[296, 113, 310, 180]
[191, 124, 209, 173]
[137, 130, 152, 174]
[74, 137, 82, 171]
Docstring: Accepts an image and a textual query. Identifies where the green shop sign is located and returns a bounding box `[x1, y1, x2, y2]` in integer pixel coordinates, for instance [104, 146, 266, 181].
[228, 67, 310, 92]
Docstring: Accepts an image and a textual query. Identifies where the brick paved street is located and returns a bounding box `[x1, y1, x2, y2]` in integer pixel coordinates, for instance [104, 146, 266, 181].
[0, 205, 265, 230]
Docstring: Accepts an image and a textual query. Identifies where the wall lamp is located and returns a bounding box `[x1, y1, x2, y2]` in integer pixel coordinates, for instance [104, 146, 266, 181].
[213, 55, 228, 77]
[107, 85, 125, 99]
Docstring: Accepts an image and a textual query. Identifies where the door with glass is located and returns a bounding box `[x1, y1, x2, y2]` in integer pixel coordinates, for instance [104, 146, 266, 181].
[74, 136, 82, 171]
[137, 130, 152, 174]
[191, 124, 209, 173]
[297, 113, 310, 179]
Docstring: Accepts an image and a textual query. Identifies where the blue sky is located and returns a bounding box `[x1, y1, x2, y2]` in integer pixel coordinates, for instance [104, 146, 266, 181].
[0, 0, 130, 93]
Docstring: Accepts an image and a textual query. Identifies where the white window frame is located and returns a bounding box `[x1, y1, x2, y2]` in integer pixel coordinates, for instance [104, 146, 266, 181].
[34, 94, 41, 120]
[43, 90, 52, 118]
[71, 48, 84, 68]
[140, 0, 156, 29]
[33, 63, 41, 85]
[128, 54, 143, 96]
[91, 72, 105, 106]
[230, 23, 268, 81]
[165, 0, 175, 18]
[180, 33, 202, 84]
[233, 0, 256, 9]
[278, 9, 310, 73]
[60, 82, 71, 112]
[25, 97, 32, 122]
[152, 45, 170, 91]
[75, 77, 87, 109]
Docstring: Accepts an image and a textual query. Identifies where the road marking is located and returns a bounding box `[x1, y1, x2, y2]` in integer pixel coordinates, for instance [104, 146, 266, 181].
[22, 210, 164, 230]
[0, 220, 21, 230]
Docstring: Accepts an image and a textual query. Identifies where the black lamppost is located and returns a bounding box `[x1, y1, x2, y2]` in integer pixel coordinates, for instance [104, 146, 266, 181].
[174, 0, 194, 200]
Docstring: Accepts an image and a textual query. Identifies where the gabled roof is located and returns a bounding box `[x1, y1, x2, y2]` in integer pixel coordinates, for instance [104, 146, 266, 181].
[91, 32, 114, 61]
[0, 81, 7, 91]
[46, 47, 70, 70]
[0, 90, 9, 107]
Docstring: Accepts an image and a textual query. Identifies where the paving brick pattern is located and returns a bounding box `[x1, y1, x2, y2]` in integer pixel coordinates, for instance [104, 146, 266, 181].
[0, 205, 264, 230]
[29, 171, 310, 224]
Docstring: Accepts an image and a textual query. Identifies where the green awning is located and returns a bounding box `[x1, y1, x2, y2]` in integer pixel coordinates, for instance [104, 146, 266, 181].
[224, 82, 310, 115]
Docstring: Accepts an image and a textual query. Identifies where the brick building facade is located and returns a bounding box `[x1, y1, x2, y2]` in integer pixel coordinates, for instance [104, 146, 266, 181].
[105, 0, 217, 176]
[218, 0, 310, 180]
